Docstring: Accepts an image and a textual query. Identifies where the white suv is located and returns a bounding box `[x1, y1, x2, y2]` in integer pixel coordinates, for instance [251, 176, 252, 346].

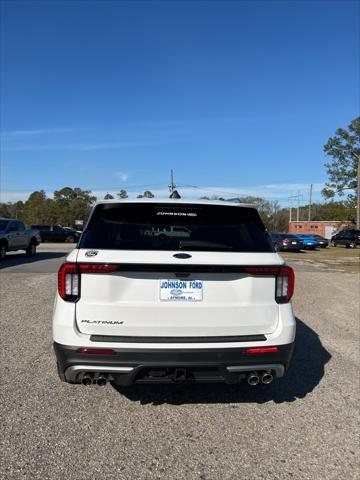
[53, 199, 295, 387]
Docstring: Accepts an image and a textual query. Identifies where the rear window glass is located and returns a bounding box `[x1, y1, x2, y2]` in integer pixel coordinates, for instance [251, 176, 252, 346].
[79, 203, 273, 253]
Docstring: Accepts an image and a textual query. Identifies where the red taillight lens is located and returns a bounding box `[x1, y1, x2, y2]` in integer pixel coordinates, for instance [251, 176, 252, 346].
[76, 348, 117, 356]
[275, 266, 295, 303]
[244, 265, 295, 304]
[244, 266, 279, 275]
[245, 347, 279, 355]
[58, 262, 120, 302]
[78, 263, 119, 273]
[58, 263, 80, 302]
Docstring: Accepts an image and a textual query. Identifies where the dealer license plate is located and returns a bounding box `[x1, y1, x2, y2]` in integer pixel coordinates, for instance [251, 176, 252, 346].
[160, 279, 203, 301]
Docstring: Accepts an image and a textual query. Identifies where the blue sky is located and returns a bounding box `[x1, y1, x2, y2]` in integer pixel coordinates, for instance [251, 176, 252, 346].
[1, 0, 359, 205]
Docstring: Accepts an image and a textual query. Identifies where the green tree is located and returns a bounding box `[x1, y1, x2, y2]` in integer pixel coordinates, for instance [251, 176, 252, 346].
[322, 117, 359, 203]
[143, 190, 154, 198]
[117, 189, 128, 199]
[53, 187, 96, 226]
[23, 190, 50, 225]
[104, 193, 114, 199]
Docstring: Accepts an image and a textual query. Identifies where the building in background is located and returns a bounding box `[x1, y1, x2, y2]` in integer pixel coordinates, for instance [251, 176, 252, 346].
[289, 221, 351, 239]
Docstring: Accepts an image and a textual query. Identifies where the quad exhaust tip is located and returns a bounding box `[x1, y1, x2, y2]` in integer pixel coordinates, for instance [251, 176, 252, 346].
[81, 373, 93, 386]
[97, 374, 108, 386]
[260, 371, 273, 384]
[247, 372, 260, 386]
[247, 371, 274, 385]
[80, 373, 108, 386]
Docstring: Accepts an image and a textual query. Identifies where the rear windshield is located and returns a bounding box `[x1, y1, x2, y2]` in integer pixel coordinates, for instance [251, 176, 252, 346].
[79, 203, 273, 252]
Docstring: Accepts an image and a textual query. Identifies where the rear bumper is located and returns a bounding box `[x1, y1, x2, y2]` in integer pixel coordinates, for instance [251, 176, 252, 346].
[54, 341, 294, 385]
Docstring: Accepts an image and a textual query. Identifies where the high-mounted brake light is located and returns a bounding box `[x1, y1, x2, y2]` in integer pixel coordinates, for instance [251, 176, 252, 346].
[244, 265, 295, 304]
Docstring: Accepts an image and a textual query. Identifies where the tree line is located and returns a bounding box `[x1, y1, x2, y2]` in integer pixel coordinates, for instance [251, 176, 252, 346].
[0, 187, 355, 232]
[1, 116, 358, 230]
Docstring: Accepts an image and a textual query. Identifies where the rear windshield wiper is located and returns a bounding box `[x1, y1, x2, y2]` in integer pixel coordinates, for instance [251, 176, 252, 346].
[179, 240, 234, 251]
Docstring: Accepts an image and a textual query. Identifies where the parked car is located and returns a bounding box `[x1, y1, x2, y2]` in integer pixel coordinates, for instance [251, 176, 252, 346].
[0, 218, 41, 260]
[53, 199, 296, 387]
[331, 229, 360, 248]
[31, 225, 80, 243]
[270, 233, 304, 252]
[294, 234, 319, 250]
[312, 234, 329, 248]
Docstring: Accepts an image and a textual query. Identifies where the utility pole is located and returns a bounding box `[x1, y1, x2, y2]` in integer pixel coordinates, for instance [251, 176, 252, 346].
[288, 197, 293, 223]
[168, 169, 176, 195]
[308, 184, 313, 222]
[288, 192, 303, 223]
[168, 169, 181, 199]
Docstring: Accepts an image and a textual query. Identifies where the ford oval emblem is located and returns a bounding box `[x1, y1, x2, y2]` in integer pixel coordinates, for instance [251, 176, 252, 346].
[170, 288, 183, 296]
[173, 253, 192, 259]
[85, 250, 98, 257]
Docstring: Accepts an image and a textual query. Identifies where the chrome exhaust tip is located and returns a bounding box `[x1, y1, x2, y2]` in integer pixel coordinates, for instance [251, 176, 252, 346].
[97, 374, 108, 386]
[260, 371, 273, 384]
[81, 373, 93, 386]
[247, 371, 260, 386]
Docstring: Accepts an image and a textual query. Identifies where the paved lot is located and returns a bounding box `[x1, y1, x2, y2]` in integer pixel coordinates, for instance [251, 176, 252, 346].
[0, 245, 359, 479]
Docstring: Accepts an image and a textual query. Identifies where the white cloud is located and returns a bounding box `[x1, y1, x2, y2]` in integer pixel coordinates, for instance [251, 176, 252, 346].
[116, 172, 129, 182]
[1, 140, 164, 152]
[0, 127, 74, 140]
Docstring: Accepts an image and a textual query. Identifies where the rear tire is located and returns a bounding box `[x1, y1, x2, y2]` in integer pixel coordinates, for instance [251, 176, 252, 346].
[26, 240, 37, 257]
[349, 242, 356, 249]
[0, 243, 6, 261]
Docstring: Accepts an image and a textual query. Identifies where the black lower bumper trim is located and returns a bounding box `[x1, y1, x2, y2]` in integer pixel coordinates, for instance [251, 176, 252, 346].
[90, 334, 266, 343]
[54, 342, 294, 385]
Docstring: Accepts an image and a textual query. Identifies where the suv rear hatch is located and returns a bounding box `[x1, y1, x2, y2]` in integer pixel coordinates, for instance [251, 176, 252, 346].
[70, 202, 286, 339]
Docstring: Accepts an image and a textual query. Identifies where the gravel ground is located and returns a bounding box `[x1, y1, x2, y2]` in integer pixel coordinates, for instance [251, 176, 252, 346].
[0, 249, 359, 480]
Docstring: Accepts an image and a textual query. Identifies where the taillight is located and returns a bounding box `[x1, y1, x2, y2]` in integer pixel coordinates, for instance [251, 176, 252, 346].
[58, 263, 80, 302]
[58, 262, 120, 302]
[78, 263, 119, 273]
[275, 266, 295, 303]
[244, 265, 295, 304]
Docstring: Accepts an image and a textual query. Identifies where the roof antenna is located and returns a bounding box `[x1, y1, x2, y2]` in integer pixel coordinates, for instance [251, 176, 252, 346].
[169, 169, 181, 198]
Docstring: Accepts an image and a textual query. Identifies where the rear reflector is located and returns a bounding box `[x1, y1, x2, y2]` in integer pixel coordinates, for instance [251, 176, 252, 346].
[76, 348, 117, 356]
[245, 347, 279, 355]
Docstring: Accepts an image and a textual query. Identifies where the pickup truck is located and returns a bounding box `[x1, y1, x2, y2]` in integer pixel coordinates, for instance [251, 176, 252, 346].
[0, 218, 41, 260]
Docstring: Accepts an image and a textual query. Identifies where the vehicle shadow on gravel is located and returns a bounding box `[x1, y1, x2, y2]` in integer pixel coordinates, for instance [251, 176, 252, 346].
[0, 252, 66, 269]
[113, 318, 331, 405]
